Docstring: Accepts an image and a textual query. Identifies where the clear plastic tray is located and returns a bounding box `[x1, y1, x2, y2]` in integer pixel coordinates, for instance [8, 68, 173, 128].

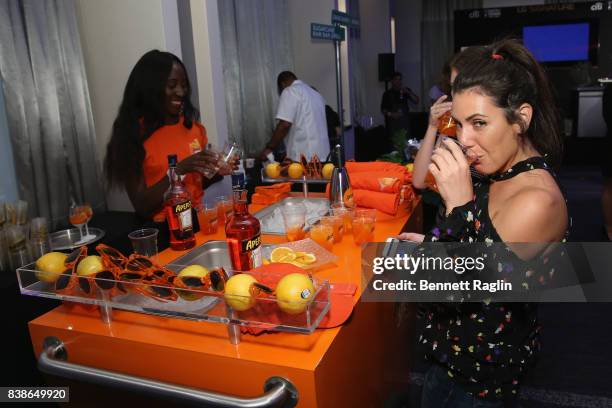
[17, 262, 330, 334]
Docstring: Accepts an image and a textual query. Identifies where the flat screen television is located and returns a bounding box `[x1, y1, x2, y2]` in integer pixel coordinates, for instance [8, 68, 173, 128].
[522, 21, 598, 65]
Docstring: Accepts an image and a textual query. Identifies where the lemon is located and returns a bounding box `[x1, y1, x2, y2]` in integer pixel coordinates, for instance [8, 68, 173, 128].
[270, 247, 297, 263]
[276, 273, 315, 314]
[35, 252, 68, 282]
[177, 265, 210, 301]
[265, 162, 281, 178]
[322, 163, 335, 179]
[224, 273, 258, 311]
[288, 163, 304, 179]
[76, 256, 104, 276]
[406, 163, 414, 173]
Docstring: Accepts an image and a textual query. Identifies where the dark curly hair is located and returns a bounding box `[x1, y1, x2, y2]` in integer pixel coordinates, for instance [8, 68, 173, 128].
[452, 39, 562, 167]
[104, 50, 199, 189]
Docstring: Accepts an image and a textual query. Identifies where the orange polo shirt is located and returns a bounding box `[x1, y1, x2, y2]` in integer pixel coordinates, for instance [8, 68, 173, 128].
[143, 118, 208, 222]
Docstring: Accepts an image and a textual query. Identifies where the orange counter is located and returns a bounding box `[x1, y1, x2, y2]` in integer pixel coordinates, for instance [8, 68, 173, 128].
[28, 197, 422, 407]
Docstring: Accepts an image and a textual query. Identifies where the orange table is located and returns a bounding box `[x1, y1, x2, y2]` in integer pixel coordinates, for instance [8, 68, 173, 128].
[28, 197, 422, 407]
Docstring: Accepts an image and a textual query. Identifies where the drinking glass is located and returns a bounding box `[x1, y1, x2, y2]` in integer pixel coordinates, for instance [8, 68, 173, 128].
[198, 202, 219, 235]
[281, 204, 306, 242]
[220, 141, 241, 173]
[28, 217, 51, 259]
[320, 215, 344, 243]
[437, 111, 457, 136]
[128, 228, 159, 258]
[202, 144, 222, 179]
[425, 136, 478, 191]
[352, 209, 376, 245]
[331, 204, 354, 234]
[6, 224, 30, 269]
[308, 218, 334, 252]
[69, 202, 94, 241]
[216, 195, 234, 225]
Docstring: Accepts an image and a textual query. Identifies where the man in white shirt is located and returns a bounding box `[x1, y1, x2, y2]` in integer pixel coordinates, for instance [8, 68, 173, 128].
[259, 71, 330, 161]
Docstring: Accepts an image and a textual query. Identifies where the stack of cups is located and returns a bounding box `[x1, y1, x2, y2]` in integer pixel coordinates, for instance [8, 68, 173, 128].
[6, 224, 30, 270]
[28, 217, 51, 260]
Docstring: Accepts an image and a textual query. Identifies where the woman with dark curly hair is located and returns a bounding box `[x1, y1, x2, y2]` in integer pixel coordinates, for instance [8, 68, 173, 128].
[104, 50, 231, 235]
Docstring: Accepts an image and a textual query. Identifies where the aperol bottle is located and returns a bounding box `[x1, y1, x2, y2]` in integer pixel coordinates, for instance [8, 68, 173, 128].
[164, 154, 195, 250]
[225, 189, 262, 271]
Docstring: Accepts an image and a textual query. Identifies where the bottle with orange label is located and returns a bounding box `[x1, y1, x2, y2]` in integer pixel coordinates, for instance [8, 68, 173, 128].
[164, 154, 195, 250]
[225, 189, 262, 271]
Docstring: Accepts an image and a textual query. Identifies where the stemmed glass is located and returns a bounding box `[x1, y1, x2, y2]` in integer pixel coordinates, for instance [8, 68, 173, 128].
[69, 202, 94, 242]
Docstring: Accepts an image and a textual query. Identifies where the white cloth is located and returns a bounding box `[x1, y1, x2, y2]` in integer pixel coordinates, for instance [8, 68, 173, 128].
[275, 80, 330, 161]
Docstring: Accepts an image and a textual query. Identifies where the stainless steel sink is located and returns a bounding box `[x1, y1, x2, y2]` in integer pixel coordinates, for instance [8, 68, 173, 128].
[165, 240, 272, 272]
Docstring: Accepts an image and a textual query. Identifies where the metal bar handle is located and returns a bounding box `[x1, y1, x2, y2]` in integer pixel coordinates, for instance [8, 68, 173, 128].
[39, 337, 298, 408]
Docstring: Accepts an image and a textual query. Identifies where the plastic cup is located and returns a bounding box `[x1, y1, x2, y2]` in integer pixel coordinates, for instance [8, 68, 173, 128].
[281, 204, 306, 242]
[6, 224, 30, 269]
[308, 218, 334, 252]
[198, 203, 219, 235]
[128, 228, 159, 258]
[352, 209, 376, 245]
[320, 215, 344, 243]
[331, 204, 354, 234]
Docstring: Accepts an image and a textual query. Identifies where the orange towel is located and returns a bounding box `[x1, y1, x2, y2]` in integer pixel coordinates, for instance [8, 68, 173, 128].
[353, 189, 400, 215]
[350, 172, 402, 193]
[252, 192, 289, 205]
[346, 161, 411, 184]
[255, 182, 292, 194]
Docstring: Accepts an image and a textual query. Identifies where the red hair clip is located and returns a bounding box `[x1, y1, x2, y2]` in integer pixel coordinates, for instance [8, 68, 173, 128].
[491, 53, 504, 60]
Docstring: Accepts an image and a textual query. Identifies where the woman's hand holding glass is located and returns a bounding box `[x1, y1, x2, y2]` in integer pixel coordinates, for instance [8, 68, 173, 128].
[428, 95, 453, 128]
[429, 138, 474, 215]
[176, 150, 220, 178]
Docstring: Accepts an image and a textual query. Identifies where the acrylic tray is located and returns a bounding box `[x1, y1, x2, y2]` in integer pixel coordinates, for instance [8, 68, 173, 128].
[261, 238, 338, 271]
[254, 197, 330, 235]
[16, 241, 331, 338]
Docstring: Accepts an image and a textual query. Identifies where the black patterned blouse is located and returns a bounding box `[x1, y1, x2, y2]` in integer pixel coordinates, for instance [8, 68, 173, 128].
[419, 156, 569, 401]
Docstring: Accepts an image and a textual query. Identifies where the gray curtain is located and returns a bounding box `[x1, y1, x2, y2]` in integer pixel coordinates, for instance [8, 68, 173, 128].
[347, 0, 366, 124]
[0, 0, 104, 229]
[218, 0, 294, 156]
[421, 0, 482, 107]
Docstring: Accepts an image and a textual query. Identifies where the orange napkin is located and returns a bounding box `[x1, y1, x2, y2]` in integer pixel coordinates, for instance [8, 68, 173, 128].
[252, 192, 289, 205]
[252, 182, 293, 204]
[347, 162, 411, 185]
[353, 189, 400, 215]
[255, 182, 292, 194]
[350, 172, 402, 193]
[238, 264, 356, 335]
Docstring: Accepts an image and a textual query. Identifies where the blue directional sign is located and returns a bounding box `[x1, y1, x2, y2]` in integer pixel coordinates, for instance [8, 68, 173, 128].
[311, 23, 345, 41]
[331, 10, 360, 27]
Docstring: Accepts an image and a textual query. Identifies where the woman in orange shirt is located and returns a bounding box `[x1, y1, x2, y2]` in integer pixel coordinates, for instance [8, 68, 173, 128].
[104, 50, 231, 239]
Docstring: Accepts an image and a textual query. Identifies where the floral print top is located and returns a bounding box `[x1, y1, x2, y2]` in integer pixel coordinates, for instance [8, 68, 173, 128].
[419, 156, 569, 401]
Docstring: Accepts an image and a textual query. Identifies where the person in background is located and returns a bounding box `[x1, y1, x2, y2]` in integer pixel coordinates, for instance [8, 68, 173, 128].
[381, 71, 420, 139]
[602, 83, 612, 241]
[399, 39, 568, 406]
[104, 50, 233, 245]
[325, 104, 341, 155]
[258, 71, 330, 162]
[412, 46, 485, 190]
[428, 61, 451, 106]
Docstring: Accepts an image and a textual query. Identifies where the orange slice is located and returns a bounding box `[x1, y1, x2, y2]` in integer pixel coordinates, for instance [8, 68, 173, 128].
[270, 247, 297, 263]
